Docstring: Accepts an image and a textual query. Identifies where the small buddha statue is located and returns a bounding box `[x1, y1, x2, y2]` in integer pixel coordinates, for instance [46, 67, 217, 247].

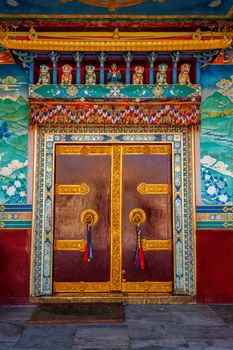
[61, 64, 72, 85]
[37, 64, 50, 85]
[85, 64, 96, 85]
[107, 63, 122, 84]
[132, 65, 144, 85]
[178, 63, 191, 85]
[156, 63, 168, 85]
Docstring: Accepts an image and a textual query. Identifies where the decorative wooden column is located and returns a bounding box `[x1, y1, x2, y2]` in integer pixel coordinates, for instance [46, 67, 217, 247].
[196, 61, 201, 84]
[73, 52, 83, 84]
[49, 51, 60, 84]
[123, 52, 134, 85]
[98, 52, 108, 84]
[171, 51, 180, 84]
[147, 52, 158, 84]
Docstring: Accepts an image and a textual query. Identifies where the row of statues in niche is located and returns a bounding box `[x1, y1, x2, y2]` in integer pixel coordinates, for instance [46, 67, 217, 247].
[37, 62, 192, 85]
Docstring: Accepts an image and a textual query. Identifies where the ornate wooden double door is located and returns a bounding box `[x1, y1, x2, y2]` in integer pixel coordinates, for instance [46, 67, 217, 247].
[53, 144, 173, 295]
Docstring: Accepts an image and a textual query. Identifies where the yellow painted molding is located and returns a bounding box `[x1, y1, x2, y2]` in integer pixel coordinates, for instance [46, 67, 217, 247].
[2, 28, 233, 40]
[2, 38, 231, 52]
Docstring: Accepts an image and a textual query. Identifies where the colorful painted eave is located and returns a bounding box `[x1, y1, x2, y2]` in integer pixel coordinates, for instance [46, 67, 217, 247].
[2, 37, 231, 52]
[29, 84, 201, 101]
[29, 101, 200, 127]
[29, 83, 200, 126]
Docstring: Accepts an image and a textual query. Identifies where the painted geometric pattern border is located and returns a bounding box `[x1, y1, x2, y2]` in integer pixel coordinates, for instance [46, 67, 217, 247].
[32, 126, 194, 296]
[0, 204, 32, 229]
[197, 205, 233, 229]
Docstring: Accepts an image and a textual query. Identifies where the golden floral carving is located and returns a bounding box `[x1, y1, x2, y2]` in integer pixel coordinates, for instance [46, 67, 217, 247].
[56, 145, 111, 155]
[53, 281, 111, 293]
[129, 208, 146, 225]
[54, 239, 87, 252]
[122, 281, 173, 293]
[141, 239, 172, 251]
[55, 184, 90, 195]
[122, 145, 171, 155]
[137, 183, 170, 195]
[110, 145, 122, 291]
[81, 209, 98, 225]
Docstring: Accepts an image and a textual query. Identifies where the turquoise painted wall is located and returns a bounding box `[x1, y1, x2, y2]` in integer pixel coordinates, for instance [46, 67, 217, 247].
[200, 64, 233, 205]
[0, 64, 28, 204]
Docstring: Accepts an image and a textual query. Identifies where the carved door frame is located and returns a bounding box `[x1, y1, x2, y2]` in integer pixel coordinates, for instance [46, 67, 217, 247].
[30, 126, 196, 298]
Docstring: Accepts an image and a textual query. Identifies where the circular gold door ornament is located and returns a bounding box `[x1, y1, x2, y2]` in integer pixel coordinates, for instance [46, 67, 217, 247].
[129, 208, 146, 225]
[81, 209, 98, 225]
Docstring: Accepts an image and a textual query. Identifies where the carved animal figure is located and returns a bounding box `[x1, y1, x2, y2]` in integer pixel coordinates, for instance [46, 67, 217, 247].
[132, 65, 144, 84]
[37, 64, 50, 85]
[178, 63, 191, 85]
[107, 63, 122, 84]
[85, 64, 96, 85]
[156, 63, 168, 85]
[61, 64, 72, 85]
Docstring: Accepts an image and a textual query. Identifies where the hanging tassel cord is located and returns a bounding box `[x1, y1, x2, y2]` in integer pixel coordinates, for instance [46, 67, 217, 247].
[84, 223, 93, 262]
[134, 224, 145, 270]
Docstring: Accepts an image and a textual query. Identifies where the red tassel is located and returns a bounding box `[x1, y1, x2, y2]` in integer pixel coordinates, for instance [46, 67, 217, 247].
[139, 247, 145, 270]
[83, 244, 88, 262]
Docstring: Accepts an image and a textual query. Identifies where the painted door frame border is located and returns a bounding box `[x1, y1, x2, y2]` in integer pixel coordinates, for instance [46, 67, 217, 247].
[30, 126, 196, 297]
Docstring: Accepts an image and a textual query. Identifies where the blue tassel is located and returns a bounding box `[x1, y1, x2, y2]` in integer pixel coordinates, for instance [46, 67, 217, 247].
[134, 224, 145, 270]
[87, 224, 92, 261]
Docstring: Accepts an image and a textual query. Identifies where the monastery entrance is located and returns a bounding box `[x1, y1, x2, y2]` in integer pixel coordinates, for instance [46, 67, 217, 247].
[53, 144, 173, 295]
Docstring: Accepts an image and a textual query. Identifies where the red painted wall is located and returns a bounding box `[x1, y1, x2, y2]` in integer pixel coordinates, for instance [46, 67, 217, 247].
[197, 229, 233, 303]
[1, 228, 233, 304]
[0, 229, 31, 304]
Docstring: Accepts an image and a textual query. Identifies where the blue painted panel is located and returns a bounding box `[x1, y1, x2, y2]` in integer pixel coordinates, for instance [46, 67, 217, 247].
[0, 0, 231, 16]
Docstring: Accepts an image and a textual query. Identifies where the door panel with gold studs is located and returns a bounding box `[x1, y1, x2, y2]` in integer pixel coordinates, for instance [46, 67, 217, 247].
[53, 145, 111, 293]
[121, 145, 173, 293]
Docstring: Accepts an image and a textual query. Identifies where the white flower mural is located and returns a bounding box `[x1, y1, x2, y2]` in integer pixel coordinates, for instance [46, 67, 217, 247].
[6, 186, 16, 196]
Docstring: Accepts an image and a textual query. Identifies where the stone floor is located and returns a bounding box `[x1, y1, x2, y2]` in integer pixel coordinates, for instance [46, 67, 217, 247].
[1, 304, 233, 349]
